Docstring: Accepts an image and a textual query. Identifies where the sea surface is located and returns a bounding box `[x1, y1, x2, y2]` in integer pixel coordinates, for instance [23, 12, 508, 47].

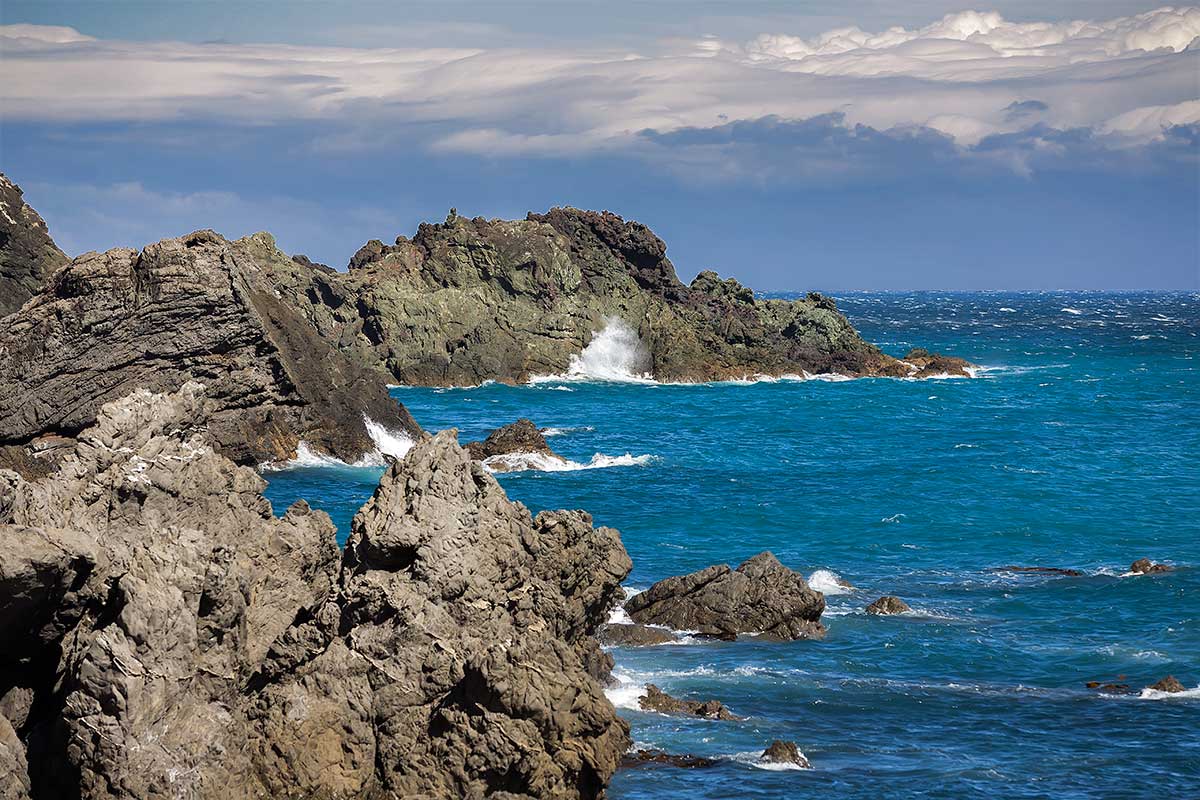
[264, 292, 1200, 799]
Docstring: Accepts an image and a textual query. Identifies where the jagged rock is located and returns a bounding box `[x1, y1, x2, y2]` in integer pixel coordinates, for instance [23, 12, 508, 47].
[0, 228, 419, 465]
[267, 207, 968, 385]
[0, 385, 632, 798]
[1147, 676, 1186, 693]
[760, 740, 811, 769]
[991, 566, 1084, 577]
[902, 347, 975, 378]
[0, 173, 68, 318]
[624, 552, 825, 640]
[866, 596, 912, 615]
[1130, 558, 1172, 574]
[597, 623, 679, 646]
[637, 684, 741, 720]
[464, 418, 564, 472]
[620, 750, 719, 769]
[0, 713, 30, 800]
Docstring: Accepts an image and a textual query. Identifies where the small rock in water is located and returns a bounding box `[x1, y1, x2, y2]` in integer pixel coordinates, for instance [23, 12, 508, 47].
[638, 684, 741, 720]
[621, 749, 719, 769]
[865, 596, 912, 615]
[1147, 676, 1186, 693]
[1086, 677, 1133, 694]
[760, 740, 811, 769]
[597, 623, 678, 646]
[991, 565, 1084, 576]
[1129, 558, 1172, 574]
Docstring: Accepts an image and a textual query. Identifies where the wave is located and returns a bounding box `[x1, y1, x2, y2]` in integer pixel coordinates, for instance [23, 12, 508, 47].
[481, 451, 657, 473]
[727, 751, 812, 771]
[259, 416, 414, 471]
[540, 425, 595, 437]
[529, 318, 654, 383]
[1061, 307, 1084, 315]
[807, 569, 854, 595]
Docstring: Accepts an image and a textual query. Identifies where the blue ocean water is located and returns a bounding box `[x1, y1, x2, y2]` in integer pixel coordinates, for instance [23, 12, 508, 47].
[264, 292, 1200, 799]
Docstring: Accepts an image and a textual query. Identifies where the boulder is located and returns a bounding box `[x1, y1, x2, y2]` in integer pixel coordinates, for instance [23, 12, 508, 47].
[597, 623, 679, 646]
[866, 596, 912, 615]
[637, 684, 741, 720]
[464, 418, 567, 471]
[1130, 558, 1172, 574]
[0, 385, 632, 799]
[760, 740, 811, 769]
[0, 173, 68, 317]
[620, 750, 719, 769]
[624, 552, 826, 640]
[0, 228, 420, 465]
[1147, 676, 1186, 693]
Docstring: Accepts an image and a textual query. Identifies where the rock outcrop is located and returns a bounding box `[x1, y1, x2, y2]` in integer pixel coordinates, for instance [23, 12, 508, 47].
[0, 174, 68, 318]
[0, 229, 419, 466]
[268, 208, 968, 385]
[901, 348, 975, 378]
[1147, 676, 1186, 693]
[866, 596, 912, 615]
[0, 385, 632, 798]
[620, 750, 718, 769]
[597, 623, 679, 647]
[760, 740, 811, 769]
[464, 418, 566, 471]
[624, 552, 825, 640]
[1130, 558, 1172, 574]
[637, 685, 741, 721]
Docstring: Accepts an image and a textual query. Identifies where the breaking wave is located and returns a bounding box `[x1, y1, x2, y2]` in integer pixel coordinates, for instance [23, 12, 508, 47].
[481, 451, 657, 473]
[259, 416, 414, 471]
[529, 318, 654, 383]
[807, 569, 854, 595]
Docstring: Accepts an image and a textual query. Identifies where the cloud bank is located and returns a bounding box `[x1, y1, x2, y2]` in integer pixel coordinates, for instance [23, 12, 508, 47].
[2, 6, 1197, 177]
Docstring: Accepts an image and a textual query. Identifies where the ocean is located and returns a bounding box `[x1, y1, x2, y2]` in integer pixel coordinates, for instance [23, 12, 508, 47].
[263, 291, 1199, 799]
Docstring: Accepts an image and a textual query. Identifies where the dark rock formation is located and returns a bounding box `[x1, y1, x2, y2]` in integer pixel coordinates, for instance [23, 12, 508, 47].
[464, 418, 564, 471]
[1086, 678, 1133, 694]
[620, 750, 719, 769]
[991, 566, 1085, 577]
[0, 385, 631, 798]
[0, 174, 68, 318]
[624, 552, 826, 640]
[902, 347, 976, 378]
[760, 740, 811, 769]
[597, 622, 679, 646]
[1147, 676, 1186, 693]
[637, 684, 741, 720]
[866, 595, 912, 615]
[1130, 558, 1172, 574]
[0, 228, 419, 465]
[267, 207, 969, 385]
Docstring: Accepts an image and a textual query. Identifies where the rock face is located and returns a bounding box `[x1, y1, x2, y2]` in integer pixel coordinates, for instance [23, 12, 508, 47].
[0, 385, 632, 798]
[0, 174, 68, 318]
[0, 229, 419, 466]
[1130, 558, 1172, 574]
[597, 623, 678, 647]
[637, 685, 741, 721]
[624, 552, 825, 640]
[269, 208, 965, 385]
[464, 418, 565, 472]
[866, 596, 912, 615]
[1147, 676, 1186, 693]
[760, 740, 811, 769]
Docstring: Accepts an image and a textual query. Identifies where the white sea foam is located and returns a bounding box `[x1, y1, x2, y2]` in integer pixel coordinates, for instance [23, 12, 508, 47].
[363, 415, 415, 460]
[1138, 685, 1200, 700]
[1061, 307, 1084, 315]
[481, 451, 656, 473]
[529, 318, 654, 383]
[259, 416, 414, 471]
[728, 750, 813, 771]
[540, 425, 595, 437]
[808, 569, 854, 595]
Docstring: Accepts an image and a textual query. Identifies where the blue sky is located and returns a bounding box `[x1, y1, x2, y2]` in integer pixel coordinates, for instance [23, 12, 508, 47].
[2, 1, 1198, 290]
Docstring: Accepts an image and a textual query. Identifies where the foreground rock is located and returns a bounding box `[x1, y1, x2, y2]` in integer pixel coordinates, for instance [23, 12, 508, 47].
[0, 385, 631, 798]
[901, 347, 975, 378]
[269, 207, 970, 384]
[624, 552, 825, 640]
[866, 596, 912, 615]
[637, 685, 742, 721]
[464, 417, 566, 471]
[991, 565, 1084, 577]
[1147, 676, 1186, 693]
[760, 740, 811, 769]
[1130, 558, 1172, 574]
[0, 228, 419, 466]
[598, 622, 679, 646]
[0, 174, 68, 317]
[620, 750, 718, 769]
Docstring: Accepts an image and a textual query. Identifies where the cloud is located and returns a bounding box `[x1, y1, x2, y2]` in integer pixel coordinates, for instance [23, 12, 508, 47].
[2, 7, 1197, 177]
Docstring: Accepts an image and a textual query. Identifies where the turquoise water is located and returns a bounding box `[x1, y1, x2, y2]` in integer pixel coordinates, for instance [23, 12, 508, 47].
[264, 292, 1200, 799]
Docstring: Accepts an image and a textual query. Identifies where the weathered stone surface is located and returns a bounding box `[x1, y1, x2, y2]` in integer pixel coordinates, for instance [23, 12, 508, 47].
[865, 596, 912, 615]
[637, 685, 741, 721]
[760, 740, 811, 769]
[620, 750, 719, 769]
[597, 623, 679, 647]
[0, 385, 632, 799]
[1130, 558, 1172, 574]
[269, 208, 968, 385]
[0, 174, 67, 318]
[0, 229, 419, 465]
[624, 552, 825, 640]
[1147, 676, 1186, 693]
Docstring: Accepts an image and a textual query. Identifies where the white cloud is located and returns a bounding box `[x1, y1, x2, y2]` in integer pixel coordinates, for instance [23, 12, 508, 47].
[1, 7, 1197, 162]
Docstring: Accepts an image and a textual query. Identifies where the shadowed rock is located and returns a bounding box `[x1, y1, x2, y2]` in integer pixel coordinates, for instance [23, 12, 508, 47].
[624, 552, 825, 640]
[0, 385, 632, 798]
[620, 750, 719, 769]
[991, 566, 1084, 577]
[1147, 676, 1186, 693]
[1087, 678, 1133, 694]
[0, 173, 68, 318]
[598, 622, 679, 646]
[1130, 558, 1172, 574]
[866, 596, 912, 615]
[760, 740, 811, 769]
[638, 684, 741, 720]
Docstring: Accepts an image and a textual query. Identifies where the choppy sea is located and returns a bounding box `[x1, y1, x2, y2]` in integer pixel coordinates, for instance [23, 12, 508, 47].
[264, 291, 1199, 799]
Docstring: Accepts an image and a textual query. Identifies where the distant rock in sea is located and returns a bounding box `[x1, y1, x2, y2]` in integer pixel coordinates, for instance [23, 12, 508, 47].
[621, 750, 720, 769]
[624, 551, 826, 640]
[1129, 558, 1172, 574]
[598, 622, 680, 646]
[991, 565, 1085, 577]
[0, 384, 630, 798]
[1146, 676, 1186, 693]
[760, 740, 812, 769]
[0, 173, 68, 318]
[866, 595, 912, 615]
[638, 684, 742, 720]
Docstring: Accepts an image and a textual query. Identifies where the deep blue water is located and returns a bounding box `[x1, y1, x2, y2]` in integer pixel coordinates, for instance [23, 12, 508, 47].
[264, 292, 1200, 799]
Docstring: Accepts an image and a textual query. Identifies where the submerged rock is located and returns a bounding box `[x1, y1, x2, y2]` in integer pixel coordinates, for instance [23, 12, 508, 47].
[0, 173, 68, 318]
[620, 750, 720, 769]
[760, 740, 811, 769]
[637, 685, 742, 721]
[0, 228, 419, 465]
[1147, 676, 1186, 693]
[866, 596, 912, 615]
[1087, 679, 1133, 694]
[991, 565, 1085, 577]
[624, 552, 826, 640]
[598, 622, 679, 646]
[0, 385, 631, 798]
[1130, 558, 1172, 574]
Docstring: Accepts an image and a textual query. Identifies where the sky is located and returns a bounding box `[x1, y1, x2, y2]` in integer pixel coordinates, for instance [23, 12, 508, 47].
[1, 1, 1198, 290]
